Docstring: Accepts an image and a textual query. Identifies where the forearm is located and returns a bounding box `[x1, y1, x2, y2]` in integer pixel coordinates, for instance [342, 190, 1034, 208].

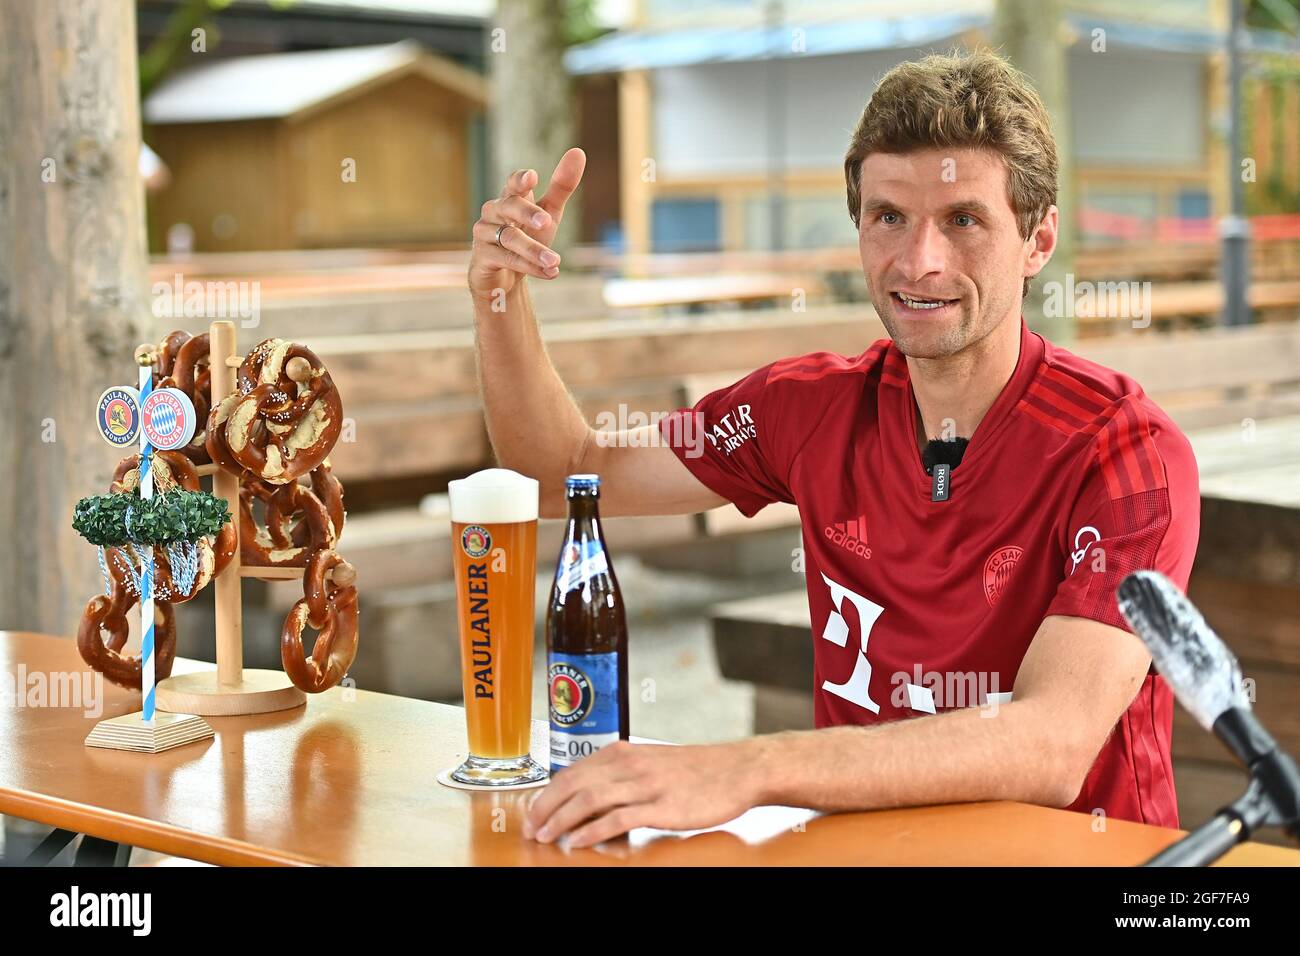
[745, 699, 1085, 813]
[471, 278, 592, 515]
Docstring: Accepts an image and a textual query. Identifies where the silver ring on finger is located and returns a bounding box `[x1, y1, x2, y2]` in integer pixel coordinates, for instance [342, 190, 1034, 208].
[494, 223, 511, 247]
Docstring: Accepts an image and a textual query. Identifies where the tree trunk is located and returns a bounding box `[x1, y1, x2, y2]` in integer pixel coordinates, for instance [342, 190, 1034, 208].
[993, 0, 1076, 343]
[0, 0, 151, 635]
[489, 0, 581, 254]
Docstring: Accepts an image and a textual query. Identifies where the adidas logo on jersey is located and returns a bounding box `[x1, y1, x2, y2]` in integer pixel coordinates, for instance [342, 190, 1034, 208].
[825, 515, 871, 559]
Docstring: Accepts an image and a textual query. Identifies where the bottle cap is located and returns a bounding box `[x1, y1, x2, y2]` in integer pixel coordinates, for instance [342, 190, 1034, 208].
[565, 474, 601, 492]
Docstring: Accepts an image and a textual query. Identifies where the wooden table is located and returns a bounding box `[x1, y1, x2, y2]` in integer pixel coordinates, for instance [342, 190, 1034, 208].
[2, 631, 1296, 867]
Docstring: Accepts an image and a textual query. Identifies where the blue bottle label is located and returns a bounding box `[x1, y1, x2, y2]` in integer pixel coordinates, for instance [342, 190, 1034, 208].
[548, 650, 620, 769]
[556, 539, 608, 594]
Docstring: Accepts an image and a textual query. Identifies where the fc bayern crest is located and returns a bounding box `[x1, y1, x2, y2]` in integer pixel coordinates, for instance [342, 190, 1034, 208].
[141, 387, 197, 451]
[95, 386, 140, 447]
[983, 546, 1023, 607]
[460, 524, 491, 558]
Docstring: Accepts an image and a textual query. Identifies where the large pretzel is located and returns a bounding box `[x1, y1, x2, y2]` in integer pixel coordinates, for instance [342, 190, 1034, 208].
[77, 544, 178, 690]
[180, 332, 356, 692]
[153, 331, 212, 465]
[268, 463, 344, 549]
[207, 339, 342, 485]
[156, 330, 191, 379]
[281, 549, 358, 693]
[110, 449, 237, 601]
[239, 473, 338, 570]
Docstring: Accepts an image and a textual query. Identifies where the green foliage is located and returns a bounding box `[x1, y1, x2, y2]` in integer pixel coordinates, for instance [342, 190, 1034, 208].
[72, 494, 136, 547]
[564, 0, 606, 47]
[139, 0, 228, 99]
[1242, 54, 1300, 216]
[1247, 0, 1300, 33]
[73, 489, 231, 548]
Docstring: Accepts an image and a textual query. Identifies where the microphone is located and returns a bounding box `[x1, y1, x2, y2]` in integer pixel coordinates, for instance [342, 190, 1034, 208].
[1117, 570, 1300, 865]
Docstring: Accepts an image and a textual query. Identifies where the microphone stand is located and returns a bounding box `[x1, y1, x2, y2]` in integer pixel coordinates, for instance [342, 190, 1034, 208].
[1144, 746, 1300, 866]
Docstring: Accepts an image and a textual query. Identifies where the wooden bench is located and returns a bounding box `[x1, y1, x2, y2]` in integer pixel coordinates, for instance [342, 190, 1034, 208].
[312, 303, 881, 483]
[1074, 280, 1300, 336]
[153, 273, 610, 339]
[192, 305, 878, 684]
[602, 273, 827, 312]
[286, 318, 1300, 596]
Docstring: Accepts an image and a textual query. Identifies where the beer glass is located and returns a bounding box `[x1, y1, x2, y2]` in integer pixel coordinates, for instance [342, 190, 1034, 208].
[447, 468, 548, 786]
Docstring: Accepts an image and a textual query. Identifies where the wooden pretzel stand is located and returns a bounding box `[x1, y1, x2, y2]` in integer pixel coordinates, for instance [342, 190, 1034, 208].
[155, 320, 306, 716]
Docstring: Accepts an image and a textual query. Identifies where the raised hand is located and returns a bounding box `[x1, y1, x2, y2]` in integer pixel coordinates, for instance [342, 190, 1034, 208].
[468, 147, 587, 304]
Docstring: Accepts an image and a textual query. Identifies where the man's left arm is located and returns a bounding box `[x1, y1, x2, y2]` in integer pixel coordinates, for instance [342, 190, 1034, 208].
[523, 613, 1150, 847]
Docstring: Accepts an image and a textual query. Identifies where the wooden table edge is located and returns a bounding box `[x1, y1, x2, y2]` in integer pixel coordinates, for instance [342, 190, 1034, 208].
[0, 786, 318, 867]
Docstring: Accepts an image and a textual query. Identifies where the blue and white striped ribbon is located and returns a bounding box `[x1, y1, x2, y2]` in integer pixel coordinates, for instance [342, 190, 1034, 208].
[138, 364, 156, 723]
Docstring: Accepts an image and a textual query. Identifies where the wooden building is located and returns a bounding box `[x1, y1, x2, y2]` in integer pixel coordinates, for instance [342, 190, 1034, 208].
[143, 41, 487, 252]
[566, 0, 1300, 255]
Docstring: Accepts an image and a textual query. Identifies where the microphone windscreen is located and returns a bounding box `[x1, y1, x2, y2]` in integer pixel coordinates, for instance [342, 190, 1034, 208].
[922, 437, 969, 473]
[1117, 570, 1249, 731]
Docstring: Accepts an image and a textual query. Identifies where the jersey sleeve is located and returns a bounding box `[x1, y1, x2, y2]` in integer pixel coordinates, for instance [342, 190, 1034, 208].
[656, 363, 801, 517]
[1045, 397, 1200, 632]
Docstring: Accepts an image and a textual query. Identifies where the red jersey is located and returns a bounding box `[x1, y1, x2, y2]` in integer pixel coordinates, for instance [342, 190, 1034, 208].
[658, 317, 1199, 829]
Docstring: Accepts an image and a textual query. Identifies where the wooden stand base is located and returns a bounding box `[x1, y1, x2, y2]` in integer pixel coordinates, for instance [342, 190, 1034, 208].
[85, 711, 215, 753]
[156, 669, 306, 716]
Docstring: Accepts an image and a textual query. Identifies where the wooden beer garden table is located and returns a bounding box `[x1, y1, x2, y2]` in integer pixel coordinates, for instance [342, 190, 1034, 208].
[2, 631, 1297, 867]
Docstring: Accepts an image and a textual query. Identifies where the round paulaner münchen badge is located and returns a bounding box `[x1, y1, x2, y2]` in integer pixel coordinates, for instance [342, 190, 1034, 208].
[549, 662, 595, 726]
[461, 524, 491, 558]
[96, 386, 140, 447]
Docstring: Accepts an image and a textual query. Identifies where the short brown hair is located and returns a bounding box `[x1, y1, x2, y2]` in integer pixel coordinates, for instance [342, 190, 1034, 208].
[844, 50, 1058, 264]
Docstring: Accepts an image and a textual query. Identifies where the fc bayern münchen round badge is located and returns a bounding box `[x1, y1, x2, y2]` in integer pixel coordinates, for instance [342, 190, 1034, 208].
[141, 387, 197, 451]
[95, 386, 140, 447]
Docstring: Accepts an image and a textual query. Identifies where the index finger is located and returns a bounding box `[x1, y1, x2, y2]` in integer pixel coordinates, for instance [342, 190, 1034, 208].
[501, 167, 538, 200]
[524, 763, 587, 833]
[538, 147, 587, 218]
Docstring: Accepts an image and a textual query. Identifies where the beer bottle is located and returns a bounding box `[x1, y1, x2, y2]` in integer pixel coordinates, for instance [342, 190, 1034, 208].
[546, 474, 630, 771]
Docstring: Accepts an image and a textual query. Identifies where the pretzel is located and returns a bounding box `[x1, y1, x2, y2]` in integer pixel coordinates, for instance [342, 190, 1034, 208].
[308, 461, 345, 545]
[97, 333, 359, 693]
[156, 331, 191, 379]
[262, 465, 343, 554]
[208, 339, 342, 485]
[281, 549, 358, 693]
[108, 449, 237, 600]
[111, 448, 199, 494]
[77, 544, 178, 690]
[171, 332, 211, 399]
[239, 471, 338, 570]
[152, 331, 212, 465]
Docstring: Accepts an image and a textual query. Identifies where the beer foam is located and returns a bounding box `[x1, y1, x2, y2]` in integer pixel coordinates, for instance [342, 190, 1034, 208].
[448, 468, 539, 524]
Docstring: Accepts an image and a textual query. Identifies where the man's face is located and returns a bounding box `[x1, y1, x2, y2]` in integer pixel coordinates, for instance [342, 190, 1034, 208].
[856, 148, 1037, 360]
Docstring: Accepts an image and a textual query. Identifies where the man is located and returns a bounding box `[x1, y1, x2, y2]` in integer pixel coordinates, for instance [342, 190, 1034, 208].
[466, 51, 1199, 849]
